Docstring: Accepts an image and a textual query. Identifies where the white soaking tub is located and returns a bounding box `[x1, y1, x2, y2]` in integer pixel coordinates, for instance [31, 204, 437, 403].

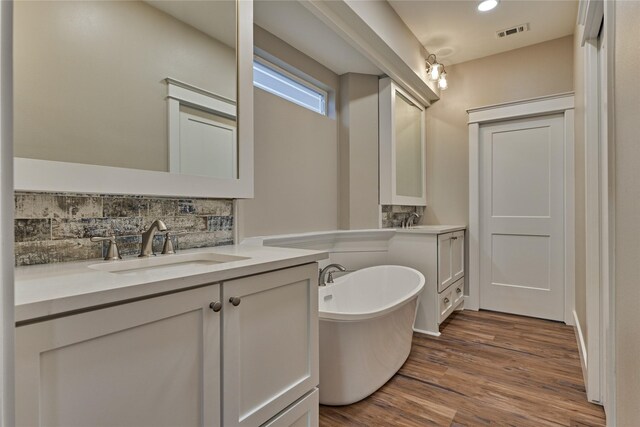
[318, 265, 425, 405]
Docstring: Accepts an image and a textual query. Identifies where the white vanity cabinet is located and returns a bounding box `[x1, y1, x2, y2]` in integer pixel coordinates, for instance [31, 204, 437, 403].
[389, 227, 466, 336]
[16, 284, 222, 427]
[15, 263, 319, 427]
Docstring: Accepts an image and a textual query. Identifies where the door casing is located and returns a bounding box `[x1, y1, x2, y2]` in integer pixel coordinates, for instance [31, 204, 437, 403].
[467, 93, 576, 326]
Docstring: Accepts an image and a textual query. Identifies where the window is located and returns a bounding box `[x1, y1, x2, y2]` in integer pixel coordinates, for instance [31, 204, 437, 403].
[253, 57, 327, 115]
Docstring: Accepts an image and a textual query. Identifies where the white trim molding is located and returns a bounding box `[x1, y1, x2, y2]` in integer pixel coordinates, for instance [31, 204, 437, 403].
[298, 0, 438, 107]
[467, 93, 576, 327]
[468, 92, 575, 124]
[166, 78, 236, 118]
[579, 0, 613, 411]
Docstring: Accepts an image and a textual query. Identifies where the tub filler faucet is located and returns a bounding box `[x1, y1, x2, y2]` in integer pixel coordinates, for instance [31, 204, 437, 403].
[319, 264, 347, 286]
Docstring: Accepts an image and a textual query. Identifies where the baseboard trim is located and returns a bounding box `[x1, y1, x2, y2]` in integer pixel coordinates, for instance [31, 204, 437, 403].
[413, 327, 441, 337]
[573, 309, 588, 389]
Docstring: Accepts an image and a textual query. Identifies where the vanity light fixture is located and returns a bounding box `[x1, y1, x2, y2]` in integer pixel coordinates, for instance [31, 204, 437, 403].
[478, 0, 499, 12]
[438, 70, 448, 90]
[426, 54, 449, 90]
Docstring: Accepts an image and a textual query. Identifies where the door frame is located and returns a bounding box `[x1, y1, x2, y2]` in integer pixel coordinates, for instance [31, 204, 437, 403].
[578, 0, 615, 416]
[466, 93, 576, 327]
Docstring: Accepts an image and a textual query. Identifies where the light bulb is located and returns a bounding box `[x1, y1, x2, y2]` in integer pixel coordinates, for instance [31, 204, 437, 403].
[429, 63, 441, 82]
[477, 0, 498, 12]
[438, 72, 448, 90]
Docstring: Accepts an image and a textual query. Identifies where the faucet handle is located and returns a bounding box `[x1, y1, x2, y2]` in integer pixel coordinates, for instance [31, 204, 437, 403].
[90, 235, 122, 261]
[161, 230, 187, 255]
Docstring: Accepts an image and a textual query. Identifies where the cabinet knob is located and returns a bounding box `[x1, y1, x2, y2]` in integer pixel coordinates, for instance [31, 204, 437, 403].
[209, 301, 222, 312]
[229, 296, 241, 306]
[444, 297, 450, 304]
[456, 288, 462, 294]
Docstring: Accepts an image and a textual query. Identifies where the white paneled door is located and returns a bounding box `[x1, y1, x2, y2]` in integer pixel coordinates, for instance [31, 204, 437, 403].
[480, 114, 565, 320]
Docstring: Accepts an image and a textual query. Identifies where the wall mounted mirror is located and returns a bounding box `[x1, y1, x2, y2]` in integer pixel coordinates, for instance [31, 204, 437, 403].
[13, 0, 254, 198]
[379, 77, 427, 206]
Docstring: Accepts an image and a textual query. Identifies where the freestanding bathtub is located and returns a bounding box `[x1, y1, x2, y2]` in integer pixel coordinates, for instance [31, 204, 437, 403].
[318, 265, 425, 405]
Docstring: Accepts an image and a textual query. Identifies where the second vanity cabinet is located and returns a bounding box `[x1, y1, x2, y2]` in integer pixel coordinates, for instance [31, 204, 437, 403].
[15, 263, 319, 427]
[389, 227, 466, 335]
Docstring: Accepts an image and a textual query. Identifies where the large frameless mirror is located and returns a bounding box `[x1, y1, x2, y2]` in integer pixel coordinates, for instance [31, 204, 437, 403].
[13, 0, 253, 198]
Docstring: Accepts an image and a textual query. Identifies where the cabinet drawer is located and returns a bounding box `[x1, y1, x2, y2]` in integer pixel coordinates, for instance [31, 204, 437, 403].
[438, 277, 465, 324]
[438, 286, 454, 323]
[452, 277, 465, 306]
[262, 388, 319, 427]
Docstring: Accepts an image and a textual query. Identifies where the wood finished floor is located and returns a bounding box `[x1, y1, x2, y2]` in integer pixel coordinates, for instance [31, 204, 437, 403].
[319, 310, 606, 427]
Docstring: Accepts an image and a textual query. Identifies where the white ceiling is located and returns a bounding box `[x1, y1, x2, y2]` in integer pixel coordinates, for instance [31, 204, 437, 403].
[253, 0, 382, 76]
[389, 0, 578, 65]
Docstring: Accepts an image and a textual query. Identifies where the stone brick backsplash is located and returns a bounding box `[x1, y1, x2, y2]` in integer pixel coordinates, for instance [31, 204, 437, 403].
[14, 192, 234, 266]
[381, 205, 425, 228]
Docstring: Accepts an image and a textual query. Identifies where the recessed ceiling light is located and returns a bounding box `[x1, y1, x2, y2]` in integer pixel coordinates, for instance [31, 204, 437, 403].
[478, 0, 498, 12]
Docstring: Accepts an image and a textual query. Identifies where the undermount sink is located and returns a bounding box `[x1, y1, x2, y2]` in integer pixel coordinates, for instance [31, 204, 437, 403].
[88, 252, 249, 274]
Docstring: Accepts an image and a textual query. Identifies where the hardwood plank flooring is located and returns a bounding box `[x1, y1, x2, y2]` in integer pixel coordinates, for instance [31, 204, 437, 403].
[319, 310, 606, 427]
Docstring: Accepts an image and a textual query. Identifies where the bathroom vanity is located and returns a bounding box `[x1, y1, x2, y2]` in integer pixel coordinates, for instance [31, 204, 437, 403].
[14, 245, 327, 427]
[390, 225, 466, 335]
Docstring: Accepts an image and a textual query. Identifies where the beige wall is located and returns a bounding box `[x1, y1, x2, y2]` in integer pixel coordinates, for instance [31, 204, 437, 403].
[573, 24, 588, 347]
[338, 73, 380, 230]
[239, 27, 339, 238]
[613, 1, 640, 422]
[14, 1, 235, 172]
[423, 35, 574, 226]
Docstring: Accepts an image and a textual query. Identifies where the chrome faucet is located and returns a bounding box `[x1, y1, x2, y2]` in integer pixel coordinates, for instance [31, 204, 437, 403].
[139, 219, 167, 257]
[404, 212, 421, 228]
[319, 264, 347, 286]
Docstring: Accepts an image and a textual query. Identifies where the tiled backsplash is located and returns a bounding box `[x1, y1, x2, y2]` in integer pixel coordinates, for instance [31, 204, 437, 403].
[14, 192, 234, 266]
[381, 205, 425, 228]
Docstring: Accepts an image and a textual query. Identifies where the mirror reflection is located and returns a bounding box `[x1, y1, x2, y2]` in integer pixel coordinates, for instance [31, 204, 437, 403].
[395, 92, 423, 198]
[14, 0, 238, 179]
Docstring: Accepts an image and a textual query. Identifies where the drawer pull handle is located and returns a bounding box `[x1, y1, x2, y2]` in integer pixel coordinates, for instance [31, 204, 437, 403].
[451, 236, 457, 240]
[456, 288, 462, 294]
[444, 297, 450, 304]
[229, 296, 241, 306]
[209, 301, 222, 312]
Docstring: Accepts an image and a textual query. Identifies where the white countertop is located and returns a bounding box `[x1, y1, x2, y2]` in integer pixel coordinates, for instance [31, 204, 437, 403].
[15, 245, 328, 323]
[395, 225, 466, 234]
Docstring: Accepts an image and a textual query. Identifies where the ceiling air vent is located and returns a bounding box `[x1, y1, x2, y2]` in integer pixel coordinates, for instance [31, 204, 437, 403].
[496, 23, 529, 38]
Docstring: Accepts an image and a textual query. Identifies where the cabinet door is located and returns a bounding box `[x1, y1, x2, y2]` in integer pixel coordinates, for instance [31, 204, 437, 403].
[223, 263, 319, 427]
[438, 233, 453, 292]
[16, 285, 221, 427]
[451, 230, 465, 283]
